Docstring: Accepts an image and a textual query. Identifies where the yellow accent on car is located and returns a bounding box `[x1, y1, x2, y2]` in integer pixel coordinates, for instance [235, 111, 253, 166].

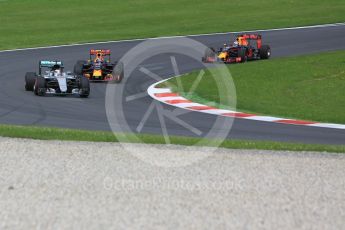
[93, 70, 102, 77]
[218, 52, 227, 60]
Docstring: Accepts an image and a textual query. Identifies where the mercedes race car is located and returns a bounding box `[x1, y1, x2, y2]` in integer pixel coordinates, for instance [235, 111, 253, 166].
[74, 49, 124, 83]
[202, 34, 271, 64]
[25, 60, 90, 97]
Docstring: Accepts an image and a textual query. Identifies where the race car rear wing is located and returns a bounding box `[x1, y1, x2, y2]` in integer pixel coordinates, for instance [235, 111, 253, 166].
[237, 34, 262, 40]
[90, 49, 111, 55]
[39, 60, 63, 75]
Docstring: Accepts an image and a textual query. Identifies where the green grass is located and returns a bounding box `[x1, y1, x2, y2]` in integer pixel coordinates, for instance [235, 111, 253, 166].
[160, 50, 345, 124]
[0, 124, 344, 153]
[0, 0, 344, 50]
[1, 1, 344, 151]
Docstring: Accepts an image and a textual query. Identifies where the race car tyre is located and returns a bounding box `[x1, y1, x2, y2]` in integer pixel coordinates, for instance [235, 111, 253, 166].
[79, 76, 90, 98]
[202, 47, 216, 62]
[238, 48, 247, 63]
[25, 72, 36, 91]
[34, 77, 46, 96]
[259, 45, 271, 59]
[111, 61, 124, 84]
[206, 47, 216, 56]
[74, 60, 87, 75]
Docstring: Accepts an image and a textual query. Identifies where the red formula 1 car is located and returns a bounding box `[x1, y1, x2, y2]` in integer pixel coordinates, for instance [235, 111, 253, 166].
[74, 49, 124, 83]
[202, 34, 271, 64]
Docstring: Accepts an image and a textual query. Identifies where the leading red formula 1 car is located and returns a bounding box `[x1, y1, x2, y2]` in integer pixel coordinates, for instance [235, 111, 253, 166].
[202, 34, 271, 64]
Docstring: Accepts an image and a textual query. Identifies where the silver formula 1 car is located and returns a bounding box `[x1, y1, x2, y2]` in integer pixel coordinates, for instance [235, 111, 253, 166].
[25, 60, 90, 97]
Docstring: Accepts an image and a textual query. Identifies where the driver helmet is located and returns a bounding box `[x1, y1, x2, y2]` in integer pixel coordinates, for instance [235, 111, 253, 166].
[52, 64, 61, 75]
[95, 53, 103, 62]
[233, 41, 239, 46]
[52, 64, 60, 70]
[54, 69, 61, 75]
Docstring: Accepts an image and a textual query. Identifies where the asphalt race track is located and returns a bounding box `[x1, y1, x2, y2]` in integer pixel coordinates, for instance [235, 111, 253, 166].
[0, 24, 344, 145]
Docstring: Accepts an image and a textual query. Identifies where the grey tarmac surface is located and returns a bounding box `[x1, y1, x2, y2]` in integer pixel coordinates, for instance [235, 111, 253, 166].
[0, 137, 344, 229]
[0, 24, 345, 144]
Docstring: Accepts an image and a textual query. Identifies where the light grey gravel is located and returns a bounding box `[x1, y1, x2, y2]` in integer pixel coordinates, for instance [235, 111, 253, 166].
[0, 137, 344, 230]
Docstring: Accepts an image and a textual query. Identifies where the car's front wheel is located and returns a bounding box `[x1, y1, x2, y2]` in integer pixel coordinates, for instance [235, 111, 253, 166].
[34, 77, 46, 96]
[110, 62, 124, 84]
[202, 47, 216, 62]
[79, 76, 90, 98]
[25, 72, 36, 91]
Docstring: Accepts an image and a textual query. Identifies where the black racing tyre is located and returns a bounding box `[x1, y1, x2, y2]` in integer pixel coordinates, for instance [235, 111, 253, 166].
[202, 47, 216, 62]
[237, 48, 247, 63]
[34, 77, 46, 96]
[206, 47, 216, 57]
[259, 45, 271, 59]
[111, 61, 124, 84]
[79, 76, 90, 98]
[25, 72, 36, 91]
[74, 60, 87, 75]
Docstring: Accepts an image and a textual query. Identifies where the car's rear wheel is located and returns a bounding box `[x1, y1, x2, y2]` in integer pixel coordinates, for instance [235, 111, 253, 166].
[25, 72, 36, 91]
[238, 48, 247, 63]
[79, 76, 90, 98]
[259, 45, 271, 59]
[74, 60, 87, 75]
[34, 77, 46, 96]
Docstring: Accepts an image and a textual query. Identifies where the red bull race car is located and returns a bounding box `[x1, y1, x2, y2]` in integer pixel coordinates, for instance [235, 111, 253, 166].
[202, 34, 271, 64]
[74, 49, 124, 83]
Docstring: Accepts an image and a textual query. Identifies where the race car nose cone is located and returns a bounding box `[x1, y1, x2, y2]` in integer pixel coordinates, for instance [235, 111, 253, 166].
[93, 70, 102, 77]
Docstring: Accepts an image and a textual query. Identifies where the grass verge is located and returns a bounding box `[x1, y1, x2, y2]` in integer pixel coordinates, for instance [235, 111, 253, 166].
[0, 124, 344, 153]
[0, 0, 345, 50]
[160, 50, 345, 124]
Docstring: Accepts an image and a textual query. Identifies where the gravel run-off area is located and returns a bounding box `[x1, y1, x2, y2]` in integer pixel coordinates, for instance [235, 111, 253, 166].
[0, 137, 344, 229]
